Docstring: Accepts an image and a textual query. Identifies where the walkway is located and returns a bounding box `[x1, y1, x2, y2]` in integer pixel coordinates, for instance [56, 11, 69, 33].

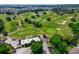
[40, 35, 50, 54]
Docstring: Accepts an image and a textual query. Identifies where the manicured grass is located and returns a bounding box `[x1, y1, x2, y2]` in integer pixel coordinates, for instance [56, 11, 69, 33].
[0, 11, 75, 39]
[4, 21, 18, 32]
[11, 24, 43, 39]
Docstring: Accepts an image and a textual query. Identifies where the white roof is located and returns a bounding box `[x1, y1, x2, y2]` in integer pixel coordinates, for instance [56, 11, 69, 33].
[21, 37, 40, 45]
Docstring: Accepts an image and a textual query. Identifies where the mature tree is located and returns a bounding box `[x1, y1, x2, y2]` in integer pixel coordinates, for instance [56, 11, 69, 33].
[33, 21, 42, 28]
[0, 20, 4, 33]
[71, 17, 76, 22]
[36, 14, 40, 17]
[31, 41, 43, 54]
[25, 18, 29, 22]
[53, 42, 68, 54]
[6, 17, 12, 21]
[50, 35, 62, 47]
[69, 23, 79, 39]
[27, 19, 32, 24]
[50, 34, 68, 54]
[0, 43, 14, 54]
[43, 11, 47, 15]
[21, 20, 24, 27]
[47, 18, 51, 21]
[35, 11, 38, 14]
[57, 42, 68, 54]
[13, 16, 16, 20]
[31, 15, 36, 19]
[25, 18, 32, 24]
[69, 23, 79, 34]
[68, 17, 79, 46]
[3, 31, 8, 36]
[69, 37, 78, 46]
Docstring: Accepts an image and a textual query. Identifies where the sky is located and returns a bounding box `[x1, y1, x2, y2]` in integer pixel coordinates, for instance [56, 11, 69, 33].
[0, 0, 79, 4]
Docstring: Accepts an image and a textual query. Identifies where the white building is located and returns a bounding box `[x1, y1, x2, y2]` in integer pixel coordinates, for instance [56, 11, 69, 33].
[21, 37, 40, 45]
[4, 37, 41, 48]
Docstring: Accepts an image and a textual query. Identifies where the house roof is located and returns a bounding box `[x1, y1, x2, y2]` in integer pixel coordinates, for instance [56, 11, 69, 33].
[21, 37, 40, 45]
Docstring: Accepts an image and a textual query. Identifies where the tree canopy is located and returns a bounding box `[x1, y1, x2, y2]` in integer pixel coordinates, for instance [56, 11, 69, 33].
[0, 43, 14, 54]
[31, 41, 43, 54]
[0, 19, 4, 33]
[50, 34, 68, 54]
[33, 21, 42, 28]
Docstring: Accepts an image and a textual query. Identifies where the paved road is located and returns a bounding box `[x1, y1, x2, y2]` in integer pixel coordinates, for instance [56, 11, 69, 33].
[43, 41, 50, 54]
[69, 45, 79, 54]
[14, 47, 32, 54]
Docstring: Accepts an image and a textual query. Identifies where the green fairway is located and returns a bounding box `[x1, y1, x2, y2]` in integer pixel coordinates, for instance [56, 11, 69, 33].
[11, 24, 43, 39]
[0, 11, 75, 39]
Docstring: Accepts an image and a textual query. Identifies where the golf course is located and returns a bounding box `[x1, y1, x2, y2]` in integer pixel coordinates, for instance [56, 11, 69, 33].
[0, 10, 76, 39]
